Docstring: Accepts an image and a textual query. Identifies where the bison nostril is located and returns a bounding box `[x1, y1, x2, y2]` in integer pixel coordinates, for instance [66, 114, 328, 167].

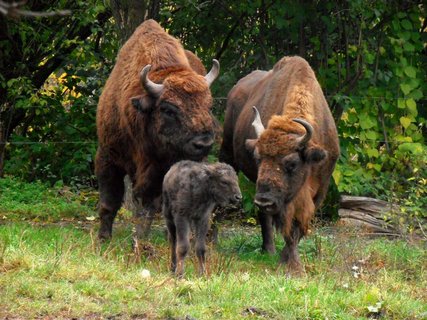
[257, 183, 271, 194]
[235, 194, 242, 201]
[185, 134, 215, 158]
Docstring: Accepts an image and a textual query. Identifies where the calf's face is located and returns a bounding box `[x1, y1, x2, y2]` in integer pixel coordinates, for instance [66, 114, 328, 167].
[209, 163, 242, 207]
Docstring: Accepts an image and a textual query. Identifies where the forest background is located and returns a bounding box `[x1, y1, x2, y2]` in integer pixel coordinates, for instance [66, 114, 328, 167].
[0, 0, 426, 227]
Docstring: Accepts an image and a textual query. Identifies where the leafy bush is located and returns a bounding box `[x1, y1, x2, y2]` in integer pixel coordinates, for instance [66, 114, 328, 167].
[2, 0, 117, 187]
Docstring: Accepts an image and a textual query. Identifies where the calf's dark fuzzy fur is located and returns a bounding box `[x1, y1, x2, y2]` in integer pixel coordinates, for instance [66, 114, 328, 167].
[162, 160, 242, 276]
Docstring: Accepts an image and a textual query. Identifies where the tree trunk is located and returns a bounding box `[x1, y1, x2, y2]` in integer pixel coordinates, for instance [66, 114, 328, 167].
[0, 133, 5, 177]
[109, 0, 161, 44]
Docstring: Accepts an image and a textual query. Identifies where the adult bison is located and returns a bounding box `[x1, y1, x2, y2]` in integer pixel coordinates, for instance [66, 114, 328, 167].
[96, 19, 219, 241]
[219, 56, 339, 272]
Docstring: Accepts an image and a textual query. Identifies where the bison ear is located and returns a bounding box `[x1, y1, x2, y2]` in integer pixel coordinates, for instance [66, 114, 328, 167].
[303, 147, 327, 163]
[245, 139, 257, 153]
[131, 95, 154, 113]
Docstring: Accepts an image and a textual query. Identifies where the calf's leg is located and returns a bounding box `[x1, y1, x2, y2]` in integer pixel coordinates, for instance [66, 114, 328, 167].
[175, 217, 190, 277]
[195, 216, 210, 276]
[165, 218, 177, 273]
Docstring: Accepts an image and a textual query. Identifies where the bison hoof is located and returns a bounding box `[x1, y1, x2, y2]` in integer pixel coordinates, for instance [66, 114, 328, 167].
[285, 265, 304, 277]
[98, 231, 112, 241]
[279, 260, 304, 277]
[262, 245, 276, 254]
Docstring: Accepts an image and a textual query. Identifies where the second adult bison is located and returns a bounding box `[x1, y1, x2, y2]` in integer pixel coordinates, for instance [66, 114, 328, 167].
[219, 56, 339, 272]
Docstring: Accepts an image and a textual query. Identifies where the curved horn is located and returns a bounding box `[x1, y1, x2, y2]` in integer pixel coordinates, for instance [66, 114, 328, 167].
[140, 64, 164, 98]
[293, 118, 313, 148]
[204, 59, 220, 87]
[252, 106, 265, 138]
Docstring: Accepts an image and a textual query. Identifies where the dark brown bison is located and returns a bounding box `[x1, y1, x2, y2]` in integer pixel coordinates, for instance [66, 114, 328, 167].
[219, 56, 339, 273]
[96, 19, 219, 241]
[162, 160, 241, 277]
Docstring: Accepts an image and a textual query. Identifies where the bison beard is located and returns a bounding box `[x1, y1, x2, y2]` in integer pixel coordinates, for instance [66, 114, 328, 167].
[96, 19, 219, 242]
[219, 56, 339, 274]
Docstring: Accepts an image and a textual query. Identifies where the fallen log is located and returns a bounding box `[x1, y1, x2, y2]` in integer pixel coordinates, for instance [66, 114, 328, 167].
[340, 195, 399, 218]
[338, 208, 396, 235]
[338, 196, 400, 236]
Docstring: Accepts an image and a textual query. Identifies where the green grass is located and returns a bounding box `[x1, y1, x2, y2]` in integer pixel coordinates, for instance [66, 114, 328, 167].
[0, 177, 426, 319]
[0, 176, 97, 221]
[0, 222, 425, 319]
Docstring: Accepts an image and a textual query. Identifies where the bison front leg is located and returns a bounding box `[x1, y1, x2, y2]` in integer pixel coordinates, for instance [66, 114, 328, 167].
[259, 211, 275, 254]
[135, 204, 156, 238]
[132, 195, 160, 242]
[280, 220, 303, 274]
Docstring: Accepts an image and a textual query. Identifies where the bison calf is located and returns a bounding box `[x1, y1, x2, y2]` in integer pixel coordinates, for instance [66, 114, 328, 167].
[162, 160, 242, 277]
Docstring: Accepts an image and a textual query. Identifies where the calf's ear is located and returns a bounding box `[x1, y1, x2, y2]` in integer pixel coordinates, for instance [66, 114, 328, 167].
[303, 146, 327, 163]
[131, 95, 154, 113]
[245, 139, 257, 153]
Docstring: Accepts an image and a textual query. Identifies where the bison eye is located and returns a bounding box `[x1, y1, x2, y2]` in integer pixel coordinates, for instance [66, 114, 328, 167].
[160, 103, 179, 118]
[283, 160, 298, 173]
[220, 180, 229, 186]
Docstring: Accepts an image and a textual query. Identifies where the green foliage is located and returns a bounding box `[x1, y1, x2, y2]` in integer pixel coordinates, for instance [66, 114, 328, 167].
[1, 0, 117, 185]
[1, 1, 425, 222]
[333, 5, 426, 207]
[237, 172, 256, 218]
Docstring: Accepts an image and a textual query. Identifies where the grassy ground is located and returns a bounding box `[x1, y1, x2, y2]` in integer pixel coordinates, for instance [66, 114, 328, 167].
[0, 177, 426, 319]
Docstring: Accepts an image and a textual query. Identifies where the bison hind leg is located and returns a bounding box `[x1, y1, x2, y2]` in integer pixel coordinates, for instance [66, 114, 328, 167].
[97, 162, 126, 241]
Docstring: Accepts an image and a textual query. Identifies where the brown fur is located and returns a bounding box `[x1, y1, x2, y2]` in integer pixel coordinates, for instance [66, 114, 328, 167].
[219, 56, 339, 272]
[185, 50, 207, 75]
[96, 20, 217, 240]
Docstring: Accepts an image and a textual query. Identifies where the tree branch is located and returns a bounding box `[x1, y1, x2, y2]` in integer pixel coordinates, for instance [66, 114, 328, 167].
[32, 9, 111, 89]
[215, 13, 245, 60]
[0, 0, 71, 18]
